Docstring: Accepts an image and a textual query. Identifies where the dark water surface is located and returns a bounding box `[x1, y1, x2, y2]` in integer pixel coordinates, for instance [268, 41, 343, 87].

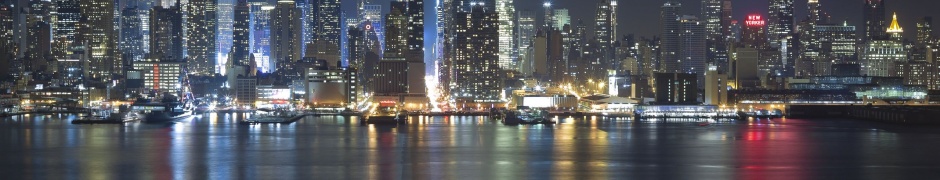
[3, 114, 940, 179]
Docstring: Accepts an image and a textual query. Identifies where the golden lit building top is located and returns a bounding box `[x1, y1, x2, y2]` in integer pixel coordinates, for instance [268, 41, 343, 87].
[887, 12, 903, 33]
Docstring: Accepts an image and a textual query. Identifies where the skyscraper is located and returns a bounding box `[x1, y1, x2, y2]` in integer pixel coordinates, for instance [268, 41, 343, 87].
[702, 0, 728, 73]
[149, 4, 184, 60]
[742, 14, 767, 49]
[54, 0, 80, 59]
[250, 2, 273, 69]
[453, 3, 502, 101]
[679, 15, 706, 85]
[120, 7, 144, 63]
[231, 0, 251, 67]
[384, 1, 408, 60]
[767, 0, 794, 47]
[0, 5, 12, 77]
[863, 0, 886, 41]
[553, 9, 568, 31]
[496, 0, 514, 70]
[797, 0, 825, 77]
[917, 17, 933, 47]
[660, 2, 681, 73]
[270, 1, 302, 71]
[187, 0, 218, 75]
[406, 0, 424, 64]
[595, 0, 614, 63]
[862, 13, 905, 77]
[516, 10, 536, 75]
[315, 0, 342, 59]
[80, 0, 119, 78]
[218, 0, 235, 62]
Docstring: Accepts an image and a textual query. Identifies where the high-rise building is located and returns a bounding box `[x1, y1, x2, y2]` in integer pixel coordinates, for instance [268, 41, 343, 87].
[217, 0, 235, 62]
[742, 14, 767, 49]
[595, 0, 614, 63]
[679, 15, 706, 87]
[553, 9, 569, 30]
[80, 0, 119, 79]
[270, 1, 302, 72]
[703, 0, 722, 42]
[797, 0, 825, 77]
[767, 0, 794, 47]
[660, 2, 681, 73]
[516, 10, 536, 75]
[231, 0, 251, 67]
[315, 0, 342, 59]
[120, 7, 144, 63]
[862, 14, 906, 77]
[702, 0, 727, 72]
[54, 0, 80, 59]
[452, 3, 502, 101]
[406, 0, 424, 64]
[187, 0, 218, 75]
[361, 4, 384, 54]
[917, 17, 933, 47]
[27, 21, 51, 69]
[384, 1, 408, 60]
[149, 4, 184, 60]
[250, 2, 273, 71]
[817, 22, 857, 64]
[0, 5, 12, 77]
[496, 0, 514, 70]
[863, 0, 886, 41]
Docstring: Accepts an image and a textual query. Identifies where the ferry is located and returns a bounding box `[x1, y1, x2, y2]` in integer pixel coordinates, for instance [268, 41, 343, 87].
[503, 107, 555, 125]
[132, 94, 193, 123]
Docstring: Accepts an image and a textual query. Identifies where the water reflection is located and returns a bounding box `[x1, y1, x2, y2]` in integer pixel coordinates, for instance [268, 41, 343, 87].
[4, 114, 940, 179]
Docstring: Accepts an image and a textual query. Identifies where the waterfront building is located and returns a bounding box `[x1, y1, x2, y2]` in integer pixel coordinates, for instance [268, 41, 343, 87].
[452, 3, 503, 102]
[132, 59, 185, 94]
[304, 67, 357, 108]
[654, 72, 698, 105]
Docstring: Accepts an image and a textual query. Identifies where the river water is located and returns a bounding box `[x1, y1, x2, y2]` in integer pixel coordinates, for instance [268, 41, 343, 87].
[2, 114, 940, 179]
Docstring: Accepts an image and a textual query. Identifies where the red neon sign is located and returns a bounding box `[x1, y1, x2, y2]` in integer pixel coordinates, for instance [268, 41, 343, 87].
[745, 14, 765, 27]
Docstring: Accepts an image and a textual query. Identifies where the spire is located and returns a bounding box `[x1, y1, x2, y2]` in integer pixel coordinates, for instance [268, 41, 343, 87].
[887, 12, 903, 33]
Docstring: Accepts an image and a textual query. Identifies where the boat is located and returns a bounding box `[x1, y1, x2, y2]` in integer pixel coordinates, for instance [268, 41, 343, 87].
[239, 110, 302, 125]
[365, 106, 407, 124]
[194, 104, 212, 114]
[503, 107, 555, 125]
[132, 94, 194, 123]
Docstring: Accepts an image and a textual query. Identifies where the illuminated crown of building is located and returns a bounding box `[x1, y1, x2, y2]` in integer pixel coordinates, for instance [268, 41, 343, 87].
[887, 12, 903, 33]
